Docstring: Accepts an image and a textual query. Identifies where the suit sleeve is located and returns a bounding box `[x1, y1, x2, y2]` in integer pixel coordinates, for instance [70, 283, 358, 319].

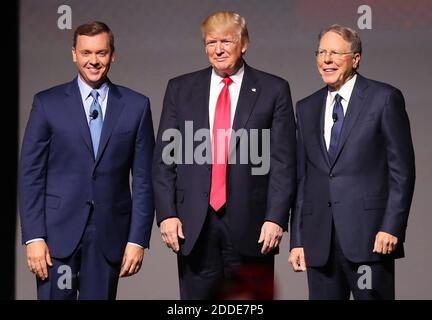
[290, 102, 305, 249]
[380, 88, 415, 242]
[19, 94, 50, 243]
[265, 80, 297, 230]
[128, 98, 155, 248]
[152, 79, 179, 225]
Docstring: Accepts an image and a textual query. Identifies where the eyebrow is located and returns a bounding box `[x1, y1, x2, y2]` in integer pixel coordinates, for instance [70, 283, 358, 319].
[79, 49, 108, 53]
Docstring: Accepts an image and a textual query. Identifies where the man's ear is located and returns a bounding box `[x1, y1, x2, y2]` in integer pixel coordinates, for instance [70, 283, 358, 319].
[241, 42, 248, 54]
[71, 47, 77, 63]
[353, 53, 361, 69]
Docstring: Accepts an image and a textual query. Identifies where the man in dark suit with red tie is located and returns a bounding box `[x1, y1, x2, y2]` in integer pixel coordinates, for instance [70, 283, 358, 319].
[289, 25, 415, 299]
[153, 11, 296, 299]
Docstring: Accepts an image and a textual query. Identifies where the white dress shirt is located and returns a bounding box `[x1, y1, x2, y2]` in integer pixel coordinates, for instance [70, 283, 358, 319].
[208, 64, 245, 135]
[324, 74, 357, 150]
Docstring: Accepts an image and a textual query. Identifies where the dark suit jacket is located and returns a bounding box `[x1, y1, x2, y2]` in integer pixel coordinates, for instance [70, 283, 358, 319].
[19, 78, 155, 263]
[290, 74, 415, 266]
[153, 63, 297, 256]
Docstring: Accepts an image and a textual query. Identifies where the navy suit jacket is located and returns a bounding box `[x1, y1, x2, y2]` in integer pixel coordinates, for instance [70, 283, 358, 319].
[290, 74, 415, 266]
[19, 78, 155, 263]
[153, 63, 297, 256]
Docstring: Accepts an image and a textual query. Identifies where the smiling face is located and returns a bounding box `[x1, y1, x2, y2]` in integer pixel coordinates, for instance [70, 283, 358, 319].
[204, 29, 247, 77]
[72, 32, 114, 88]
[317, 31, 360, 91]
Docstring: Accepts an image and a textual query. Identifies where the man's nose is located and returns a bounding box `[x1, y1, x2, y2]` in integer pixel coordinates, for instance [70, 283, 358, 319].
[215, 42, 224, 54]
[323, 53, 333, 63]
[89, 54, 98, 65]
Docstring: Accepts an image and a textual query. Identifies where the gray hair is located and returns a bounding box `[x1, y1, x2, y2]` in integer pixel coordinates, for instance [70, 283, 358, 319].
[318, 24, 362, 54]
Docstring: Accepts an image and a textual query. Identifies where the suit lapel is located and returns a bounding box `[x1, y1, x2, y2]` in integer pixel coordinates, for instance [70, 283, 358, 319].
[94, 81, 125, 165]
[232, 64, 259, 132]
[191, 68, 212, 131]
[317, 89, 331, 167]
[64, 78, 94, 156]
[333, 74, 369, 166]
[229, 64, 260, 160]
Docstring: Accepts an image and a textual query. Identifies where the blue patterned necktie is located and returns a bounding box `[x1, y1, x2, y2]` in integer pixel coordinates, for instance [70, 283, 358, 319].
[89, 89, 103, 158]
[328, 94, 344, 164]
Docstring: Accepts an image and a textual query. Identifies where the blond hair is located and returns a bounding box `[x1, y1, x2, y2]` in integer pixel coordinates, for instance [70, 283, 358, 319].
[201, 11, 249, 45]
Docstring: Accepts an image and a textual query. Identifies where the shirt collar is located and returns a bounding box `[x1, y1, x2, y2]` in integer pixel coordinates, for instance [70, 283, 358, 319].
[211, 63, 245, 85]
[77, 76, 109, 102]
[328, 73, 357, 103]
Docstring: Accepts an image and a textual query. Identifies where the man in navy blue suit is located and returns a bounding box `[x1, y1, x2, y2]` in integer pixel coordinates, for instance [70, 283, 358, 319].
[289, 24, 415, 299]
[19, 21, 155, 299]
[153, 11, 296, 299]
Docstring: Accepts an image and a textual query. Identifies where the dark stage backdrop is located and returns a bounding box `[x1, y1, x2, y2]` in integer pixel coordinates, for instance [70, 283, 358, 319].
[18, 0, 432, 299]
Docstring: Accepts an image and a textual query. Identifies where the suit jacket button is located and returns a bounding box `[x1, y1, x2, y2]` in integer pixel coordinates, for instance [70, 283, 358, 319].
[204, 192, 208, 197]
[327, 201, 332, 207]
[329, 173, 334, 179]
[92, 174, 96, 180]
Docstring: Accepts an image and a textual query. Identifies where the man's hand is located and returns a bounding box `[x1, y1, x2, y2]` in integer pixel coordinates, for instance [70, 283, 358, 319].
[120, 244, 144, 277]
[26, 240, 52, 280]
[288, 247, 306, 272]
[258, 221, 283, 255]
[373, 231, 398, 255]
[160, 217, 185, 253]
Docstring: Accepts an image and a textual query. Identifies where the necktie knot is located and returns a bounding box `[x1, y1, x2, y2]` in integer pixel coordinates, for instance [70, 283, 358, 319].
[90, 89, 99, 101]
[335, 94, 342, 104]
[222, 77, 233, 86]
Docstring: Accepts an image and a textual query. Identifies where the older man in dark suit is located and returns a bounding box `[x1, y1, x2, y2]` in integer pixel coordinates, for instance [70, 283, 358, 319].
[153, 11, 296, 299]
[289, 24, 415, 299]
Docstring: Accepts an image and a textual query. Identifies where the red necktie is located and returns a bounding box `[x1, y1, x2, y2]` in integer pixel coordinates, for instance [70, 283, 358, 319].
[210, 77, 233, 211]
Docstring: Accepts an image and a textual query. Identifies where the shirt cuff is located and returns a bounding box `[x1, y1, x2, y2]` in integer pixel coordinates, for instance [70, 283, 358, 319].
[25, 238, 45, 245]
[127, 242, 144, 249]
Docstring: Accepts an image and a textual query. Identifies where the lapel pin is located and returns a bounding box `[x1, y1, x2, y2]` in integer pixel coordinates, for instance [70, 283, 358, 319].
[251, 88, 256, 92]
